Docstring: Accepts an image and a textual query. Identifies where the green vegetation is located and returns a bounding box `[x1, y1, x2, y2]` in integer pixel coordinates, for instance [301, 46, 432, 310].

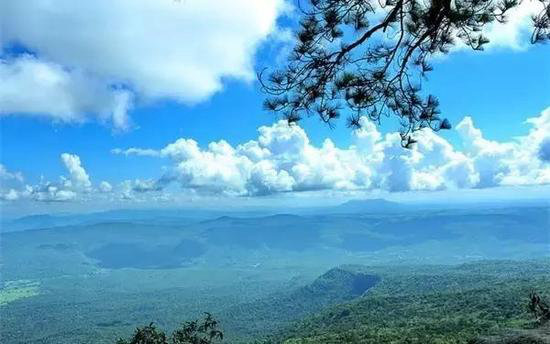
[282, 282, 549, 343]
[102, 261, 550, 344]
[116, 313, 223, 344]
[220, 267, 380, 341]
[278, 262, 550, 344]
[4, 259, 546, 344]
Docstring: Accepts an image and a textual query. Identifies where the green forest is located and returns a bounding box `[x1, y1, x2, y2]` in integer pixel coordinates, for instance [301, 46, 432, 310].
[113, 261, 550, 344]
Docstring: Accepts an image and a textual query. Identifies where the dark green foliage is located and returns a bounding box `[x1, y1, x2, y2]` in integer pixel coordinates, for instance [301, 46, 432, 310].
[260, 0, 549, 147]
[107, 263, 550, 344]
[280, 262, 550, 344]
[532, 0, 550, 43]
[116, 314, 222, 344]
[220, 267, 380, 341]
[172, 313, 223, 344]
[116, 323, 168, 344]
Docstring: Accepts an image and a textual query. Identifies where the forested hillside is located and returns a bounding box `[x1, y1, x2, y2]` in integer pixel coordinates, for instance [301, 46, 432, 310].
[280, 261, 550, 344]
[99, 260, 550, 344]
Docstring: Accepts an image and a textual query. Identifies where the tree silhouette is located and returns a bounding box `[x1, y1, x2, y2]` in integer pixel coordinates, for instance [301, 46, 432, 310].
[172, 313, 223, 344]
[116, 314, 223, 344]
[260, 0, 549, 147]
[116, 323, 168, 344]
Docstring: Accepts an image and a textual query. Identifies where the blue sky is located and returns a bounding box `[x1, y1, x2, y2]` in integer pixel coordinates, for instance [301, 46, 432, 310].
[0, 0, 549, 216]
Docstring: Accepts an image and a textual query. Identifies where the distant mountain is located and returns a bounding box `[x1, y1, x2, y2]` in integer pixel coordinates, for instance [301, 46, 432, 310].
[198, 214, 319, 251]
[9, 214, 56, 226]
[2, 205, 548, 279]
[1, 208, 279, 232]
[335, 198, 405, 213]
[2, 214, 83, 232]
[1, 209, 205, 232]
[201, 213, 303, 225]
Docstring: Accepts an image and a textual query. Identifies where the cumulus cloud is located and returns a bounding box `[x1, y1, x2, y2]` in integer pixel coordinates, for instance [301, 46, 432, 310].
[25, 153, 95, 202]
[110, 148, 159, 157]
[0, 164, 23, 184]
[0, 164, 25, 201]
[482, 0, 544, 50]
[27, 183, 78, 202]
[0, 56, 133, 130]
[99, 181, 113, 193]
[3, 108, 549, 203]
[0, 153, 176, 203]
[60, 153, 92, 191]
[113, 107, 550, 196]
[0, 0, 287, 128]
[1, 153, 97, 202]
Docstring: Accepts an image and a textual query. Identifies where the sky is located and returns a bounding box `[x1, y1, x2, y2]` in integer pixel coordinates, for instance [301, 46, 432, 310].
[0, 0, 549, 217]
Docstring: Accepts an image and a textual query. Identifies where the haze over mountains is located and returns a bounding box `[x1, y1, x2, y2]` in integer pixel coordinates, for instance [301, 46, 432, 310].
[2, 201, 548, 270]
[2, 197, 547, 232]
[1, 199, 548, 343]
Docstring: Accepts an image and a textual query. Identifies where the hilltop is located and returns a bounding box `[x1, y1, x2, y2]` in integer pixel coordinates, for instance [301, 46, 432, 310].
[221, 267, 380, 340]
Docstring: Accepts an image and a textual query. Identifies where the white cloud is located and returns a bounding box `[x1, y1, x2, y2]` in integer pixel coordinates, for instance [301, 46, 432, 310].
[2, 189, 20, 201]
[0, 164, 25, 201]
[27, 183, 78, 202]
[60, 153, 92, 191]
[1, 153, 98, 202]
[0, 55, 133, 130]
[113, 107, 550, 196]
[456, 108, 550, 186]
[25, 152, 94, 202]
[483, 0, 544, 50]
[110, 148, 159, 157]
[3, 108, 549, 203]
[0, 0, 287, 127]
[99, 181, 113, 193]
[0, 164, 23, 184]
[455, 117, 514, 187]
[0, 153, 177, 203]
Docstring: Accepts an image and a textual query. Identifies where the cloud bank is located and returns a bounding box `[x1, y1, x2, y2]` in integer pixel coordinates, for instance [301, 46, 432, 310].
[0, 155, 110, 202]
[2, 107, 549, 203]
[112, 107, 550, 197]
[0, 0, 287, 129]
